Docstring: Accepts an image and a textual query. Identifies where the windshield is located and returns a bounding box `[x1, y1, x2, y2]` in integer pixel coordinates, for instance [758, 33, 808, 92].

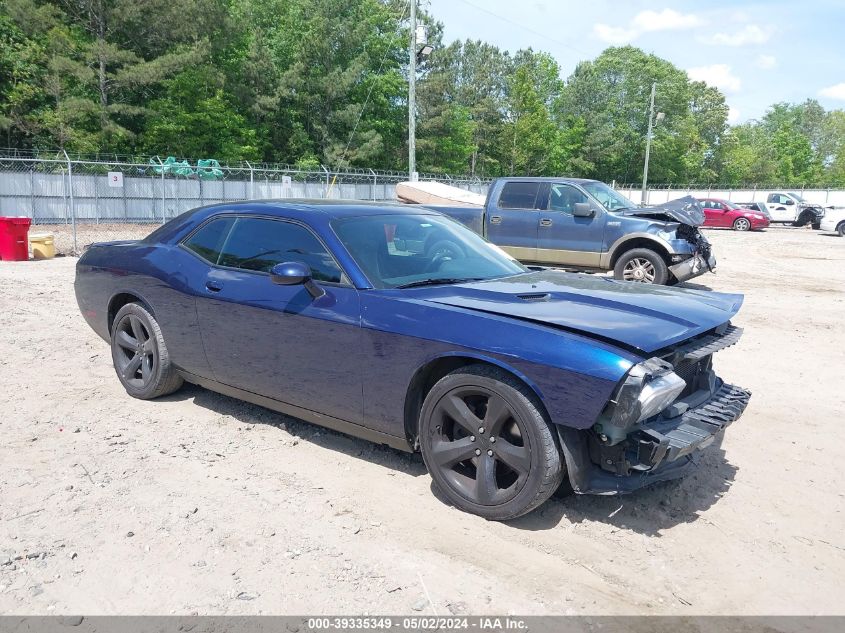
[789, 192, 806, 202]
[332, 214, 526, 289]
[581, 181, 634, 211]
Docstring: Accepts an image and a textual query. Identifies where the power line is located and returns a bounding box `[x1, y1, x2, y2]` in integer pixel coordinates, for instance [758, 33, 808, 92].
[450, 0, 588, 57]
[338, 0, 412, 167]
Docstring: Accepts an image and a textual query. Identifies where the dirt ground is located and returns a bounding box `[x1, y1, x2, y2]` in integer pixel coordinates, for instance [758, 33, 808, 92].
[32, 224, 158, 256]
[1, 225, 843, 616]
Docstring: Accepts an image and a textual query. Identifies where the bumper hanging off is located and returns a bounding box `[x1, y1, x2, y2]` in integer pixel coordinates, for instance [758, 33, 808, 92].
[558, 380, 751, 496]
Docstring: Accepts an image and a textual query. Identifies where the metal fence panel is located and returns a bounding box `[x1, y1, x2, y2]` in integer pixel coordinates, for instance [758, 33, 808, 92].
[4, 152, 845, 254]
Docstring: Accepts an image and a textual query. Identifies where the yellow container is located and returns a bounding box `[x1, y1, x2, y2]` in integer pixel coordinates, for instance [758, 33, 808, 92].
[29, 232, 55, 260]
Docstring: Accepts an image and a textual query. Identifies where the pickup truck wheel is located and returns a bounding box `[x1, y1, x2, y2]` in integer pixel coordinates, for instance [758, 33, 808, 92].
[837, 222, 845, 237]
[812, 221, 821, 230]
[419, 364, 564, 520]
[733, 217, 751, 231]
[110, 303, 183, 400]
[613, 249, 669, 285]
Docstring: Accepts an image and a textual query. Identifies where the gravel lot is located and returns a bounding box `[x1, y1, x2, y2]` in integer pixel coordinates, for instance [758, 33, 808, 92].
[1, 225, 843, 615]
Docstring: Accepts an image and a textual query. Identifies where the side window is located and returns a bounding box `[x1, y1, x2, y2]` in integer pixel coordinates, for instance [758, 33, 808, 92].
[183, 217, 235, 264]
[710, 201, 723, 210]
[549, 184, 589, 214]
[218, 217, 343, 283]
[767, 194, 777, 204]
[498, 182, 542, 210]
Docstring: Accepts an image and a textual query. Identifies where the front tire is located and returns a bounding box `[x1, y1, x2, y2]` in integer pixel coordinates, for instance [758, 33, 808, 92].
[794, 211, 815, 227]
[733, 217, 751, 231]
[613, 248, 669, 285]
[419, 365, 564, 520]
[838, 222, 845, 237]
[110, 303, 183, 400]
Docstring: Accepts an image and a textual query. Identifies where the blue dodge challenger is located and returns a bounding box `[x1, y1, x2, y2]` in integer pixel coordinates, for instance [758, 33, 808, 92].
[75, 200, 751, 520]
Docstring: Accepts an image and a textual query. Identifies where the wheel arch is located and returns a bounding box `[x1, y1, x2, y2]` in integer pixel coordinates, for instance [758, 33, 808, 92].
[403, 353, 546, 450]
[107, 291, 155, 334]
[608, 236, 672, 269]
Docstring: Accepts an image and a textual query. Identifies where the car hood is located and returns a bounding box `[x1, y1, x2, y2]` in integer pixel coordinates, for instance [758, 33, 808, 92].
[416, 270, 743, 353]
[616, 196, 705, 226]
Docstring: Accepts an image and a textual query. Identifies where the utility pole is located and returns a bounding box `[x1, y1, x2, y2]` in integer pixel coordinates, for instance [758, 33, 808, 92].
[641, 82, 656, 205]
[408, 0, 417, 181]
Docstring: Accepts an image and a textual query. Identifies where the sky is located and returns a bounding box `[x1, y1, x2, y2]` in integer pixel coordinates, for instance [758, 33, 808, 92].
[425, 0, 845, 124]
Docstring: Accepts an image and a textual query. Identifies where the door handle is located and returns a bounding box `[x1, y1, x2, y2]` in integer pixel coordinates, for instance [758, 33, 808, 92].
[490, 215, 502, 224]
[540, 218, 553, 227]
[205, 280, 222, 293]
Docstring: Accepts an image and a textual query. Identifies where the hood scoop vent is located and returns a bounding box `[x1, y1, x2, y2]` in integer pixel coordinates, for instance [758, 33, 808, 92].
[516, 292, 551, 302]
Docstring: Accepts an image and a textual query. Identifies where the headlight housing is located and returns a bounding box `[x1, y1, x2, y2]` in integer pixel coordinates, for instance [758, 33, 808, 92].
[596, 358, 686, 445]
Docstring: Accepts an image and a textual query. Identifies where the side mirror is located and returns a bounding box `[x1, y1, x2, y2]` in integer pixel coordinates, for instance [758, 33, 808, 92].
[270, 261, 325, 299]
[785, 199, 795, 205]
[572, 202, 594, 218]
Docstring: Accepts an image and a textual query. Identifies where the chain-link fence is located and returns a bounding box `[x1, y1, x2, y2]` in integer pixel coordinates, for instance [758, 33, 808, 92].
[0, 150, 490, 254]
[616, 182, 845, 207]
[3, 149, 845, 256]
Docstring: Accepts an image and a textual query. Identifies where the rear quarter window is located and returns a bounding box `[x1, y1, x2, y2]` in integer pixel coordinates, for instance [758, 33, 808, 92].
[183, 217, 235, 263]
[497, 182, 542, 209]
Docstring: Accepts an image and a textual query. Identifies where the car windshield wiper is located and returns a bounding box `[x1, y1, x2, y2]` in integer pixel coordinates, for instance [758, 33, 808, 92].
[396, 277, 483, 289]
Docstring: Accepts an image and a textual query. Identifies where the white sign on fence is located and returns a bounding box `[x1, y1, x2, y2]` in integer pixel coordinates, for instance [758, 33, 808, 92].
[107, 171, 124, 188]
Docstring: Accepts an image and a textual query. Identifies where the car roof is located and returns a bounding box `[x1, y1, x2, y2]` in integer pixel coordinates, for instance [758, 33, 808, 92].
[143, 198, 446, 246]
[198, 198, 441, 219]
[493, 177, 599, 184]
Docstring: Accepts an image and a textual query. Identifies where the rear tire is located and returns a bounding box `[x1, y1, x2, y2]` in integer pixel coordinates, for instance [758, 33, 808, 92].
[110, 303, 183, 400]
[613, 248, 669, 285]
[838, 222, 845, 237]
[419, 364, 564, 520]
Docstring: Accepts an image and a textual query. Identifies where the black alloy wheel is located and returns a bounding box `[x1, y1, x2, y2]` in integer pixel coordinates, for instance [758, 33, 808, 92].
[429, 386, 530, 505]
[110, 303, 183, 399]
[114, 313, 155, 389]
[419, 365, 564, 520]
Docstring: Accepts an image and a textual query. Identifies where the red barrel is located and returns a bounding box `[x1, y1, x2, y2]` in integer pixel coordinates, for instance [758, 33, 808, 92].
[0, 217, 32, 261]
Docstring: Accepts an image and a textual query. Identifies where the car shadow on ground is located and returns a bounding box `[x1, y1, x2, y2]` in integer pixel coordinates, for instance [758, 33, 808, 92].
[159, 382, 428, 478]
[163, 384, 738, 535]
[507, 445, 738, 536]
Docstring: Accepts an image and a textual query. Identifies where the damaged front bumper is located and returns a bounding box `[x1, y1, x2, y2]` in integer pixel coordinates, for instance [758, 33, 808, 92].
[669, 252, 716, 283]
[558, 381, 750, 495]
[558, 323, 750, 495]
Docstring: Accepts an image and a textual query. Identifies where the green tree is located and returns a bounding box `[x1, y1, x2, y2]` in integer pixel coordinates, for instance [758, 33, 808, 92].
[503, 51, 566, 175]
[3, 0, 203, 152]
[142, 68, 259, 160]
[561, 46, 727, 184]
[0, 11, 49, 146]
[821, 110, 845, 185]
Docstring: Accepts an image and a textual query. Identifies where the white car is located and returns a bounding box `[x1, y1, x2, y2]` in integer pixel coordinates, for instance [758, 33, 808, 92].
[819, 208, 845, 237]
